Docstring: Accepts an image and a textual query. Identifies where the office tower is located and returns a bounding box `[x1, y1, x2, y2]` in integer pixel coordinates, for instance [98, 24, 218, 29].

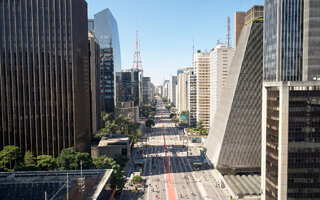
[209, 43, 234, 124]
[194, 52, 211, 129]
[114, 71, 140, 122]
[234, 12, 245, 48]
[187, 73, 197, 126]
[115, 71, 140, 107]
[0, 0, 90, 156]
[142, 77, 152, 105]
[262, 1, 320, 199]
[168, 76, 177, 106]
[93, 9, 121, 113]
[88, 31, 101, 136]
[205, 7, 263, 173]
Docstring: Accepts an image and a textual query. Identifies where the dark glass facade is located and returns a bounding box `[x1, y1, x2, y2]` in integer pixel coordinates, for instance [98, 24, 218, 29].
[265, 88, 279, 200]
[264, 0, 304, 82]
[264, 0, 277, 81]
[115, 71, 140, 107]
[287, 87, 320, 199]
[0, 0, 91, 157]
[88, 32, 101, 135]
[93, 9, 121, 113]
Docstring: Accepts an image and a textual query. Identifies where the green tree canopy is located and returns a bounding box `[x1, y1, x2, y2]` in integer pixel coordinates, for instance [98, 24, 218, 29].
[56, 148, 78, 170]
[24, 151, 35, 165]
[145, 119, 155, 128]
[171, 117, 179, 125]
[93, 156, 125, 189]
[0, 145, 21, 169]
[36, 155, 55, 170]
[132, 175, 142, 183]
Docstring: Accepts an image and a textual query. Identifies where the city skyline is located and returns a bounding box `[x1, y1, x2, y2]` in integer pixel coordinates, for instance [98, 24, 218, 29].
[86, 0, 263, 85]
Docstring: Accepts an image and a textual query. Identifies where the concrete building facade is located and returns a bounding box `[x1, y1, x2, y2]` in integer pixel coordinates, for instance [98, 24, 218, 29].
[0, 0, 91, 156]
[205, 18, 263, 174]
[194, 52, 211, 129]
[234, 12, 245, 49]
[209, 43, 234, 125]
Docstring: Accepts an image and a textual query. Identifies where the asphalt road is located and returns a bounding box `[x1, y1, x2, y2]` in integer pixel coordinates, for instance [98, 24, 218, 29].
[122, 97, 229, 200]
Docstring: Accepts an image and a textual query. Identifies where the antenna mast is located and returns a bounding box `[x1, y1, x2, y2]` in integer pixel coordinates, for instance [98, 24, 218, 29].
[226, 16, 231, 48]
[132, 30, 142, 71]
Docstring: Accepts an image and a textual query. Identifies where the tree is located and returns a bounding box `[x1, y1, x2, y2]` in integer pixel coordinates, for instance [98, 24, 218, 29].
[145, 119, 155, 128]
[180, 111, 188, 116]
[132, 175, 142, 183]
[56, 148, 78, 170]
[165, 103, 172, 111]
[0, 145, 21, 170]
[24, 151, 35, 165]
[75, 152, 93, 169]
[169, 113, 177, 119]
[171, 117, 179, 125]
[36, 155, 56, 170]
[196, 121, 203, 131]
[93, 156, 125, 189]
[162, 97, 168, 103]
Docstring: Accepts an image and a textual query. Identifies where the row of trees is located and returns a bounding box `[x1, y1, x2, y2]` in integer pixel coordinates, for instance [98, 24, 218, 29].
[0, 146, 125, 189]
[97, 114, 142, 143]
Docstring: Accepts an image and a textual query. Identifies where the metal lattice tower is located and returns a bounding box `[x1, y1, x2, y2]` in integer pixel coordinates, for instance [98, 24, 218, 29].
[226, 16, 231, 48]
[132, 30, 142, 71]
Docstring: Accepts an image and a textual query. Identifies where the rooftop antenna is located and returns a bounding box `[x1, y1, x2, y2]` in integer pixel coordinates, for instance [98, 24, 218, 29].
[226, 16, 231, 48]
[133, 30, 142, 71]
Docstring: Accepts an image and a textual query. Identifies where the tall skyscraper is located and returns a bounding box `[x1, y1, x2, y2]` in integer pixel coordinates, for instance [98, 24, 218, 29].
[194, 51, 211, 129]
[262, 1, 320, 199]
[88, 31, 101, 136]
[209, 43, 234, 124]
[205, 6, 263, 174]
[0, 0, 91, 157]
[92, 9, 121, 113]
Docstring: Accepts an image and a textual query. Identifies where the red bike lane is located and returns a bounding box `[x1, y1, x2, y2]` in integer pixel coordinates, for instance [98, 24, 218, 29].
[160, 107, 177, 200]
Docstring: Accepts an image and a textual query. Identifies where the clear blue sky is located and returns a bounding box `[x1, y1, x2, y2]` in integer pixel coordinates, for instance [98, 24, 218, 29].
[86, 0, 263, 85]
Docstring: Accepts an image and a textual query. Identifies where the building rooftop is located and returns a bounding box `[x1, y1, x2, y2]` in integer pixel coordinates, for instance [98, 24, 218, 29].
[223, 174, 261, 197]
[0, 169, 113, 200]
[98, 137, 130, 147]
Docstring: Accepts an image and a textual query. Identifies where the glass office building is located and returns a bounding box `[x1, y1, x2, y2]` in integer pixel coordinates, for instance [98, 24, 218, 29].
[264, 0, 304, 82]
[93, 9, 121, 113]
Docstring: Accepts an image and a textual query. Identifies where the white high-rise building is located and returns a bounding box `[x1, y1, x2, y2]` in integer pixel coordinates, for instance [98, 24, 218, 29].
[187, 73, 197, 126]
[168, 76, 177, 106]
[209, 43, 234, 125]
[194, 51, 211, 129]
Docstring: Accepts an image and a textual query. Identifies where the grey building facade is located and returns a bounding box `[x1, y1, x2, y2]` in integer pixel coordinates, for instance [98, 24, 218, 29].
[205, 18, 263, 174]
[92, 9, 121, 113]
[0, 0, 91, 156]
